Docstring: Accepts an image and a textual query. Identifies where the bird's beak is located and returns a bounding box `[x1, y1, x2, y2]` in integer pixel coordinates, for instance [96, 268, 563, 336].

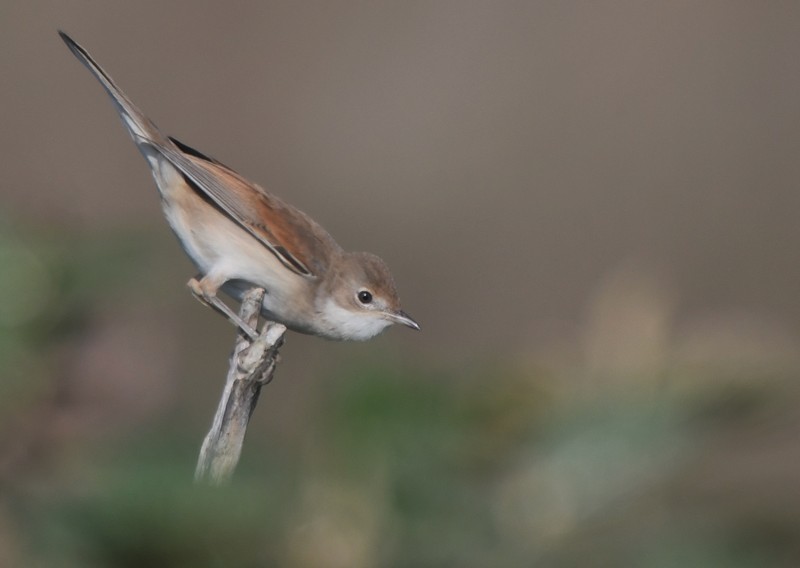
[387, 309, 420, 331]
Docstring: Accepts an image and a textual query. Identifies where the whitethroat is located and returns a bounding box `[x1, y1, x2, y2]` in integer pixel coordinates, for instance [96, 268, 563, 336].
[60, 31, 419, 341]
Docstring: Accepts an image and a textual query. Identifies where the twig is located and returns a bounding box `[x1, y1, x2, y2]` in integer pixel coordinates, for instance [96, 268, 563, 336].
[194, 288, 286, 485]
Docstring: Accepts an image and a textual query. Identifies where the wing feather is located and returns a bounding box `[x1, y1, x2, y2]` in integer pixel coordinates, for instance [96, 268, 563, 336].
[162, 141, 337, 278]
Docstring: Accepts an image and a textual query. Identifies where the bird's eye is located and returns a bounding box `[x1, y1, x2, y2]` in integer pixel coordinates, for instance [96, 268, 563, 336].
[357, 290, 373, 305]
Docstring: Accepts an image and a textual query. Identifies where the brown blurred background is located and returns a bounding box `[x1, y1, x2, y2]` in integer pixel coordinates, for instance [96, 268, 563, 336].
[2, 2, 800, 567]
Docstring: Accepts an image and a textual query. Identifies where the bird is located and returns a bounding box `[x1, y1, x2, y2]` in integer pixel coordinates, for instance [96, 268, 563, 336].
[59, 31, 419, 341]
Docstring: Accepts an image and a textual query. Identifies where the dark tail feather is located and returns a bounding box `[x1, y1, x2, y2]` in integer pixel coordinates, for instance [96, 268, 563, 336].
[59, 31, 167, 146]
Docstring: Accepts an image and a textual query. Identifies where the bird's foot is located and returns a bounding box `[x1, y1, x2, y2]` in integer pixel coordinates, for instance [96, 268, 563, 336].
[188, 277, 259, 340]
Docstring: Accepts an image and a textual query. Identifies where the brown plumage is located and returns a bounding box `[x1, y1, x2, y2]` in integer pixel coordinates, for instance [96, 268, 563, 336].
[60, 31, 418, 340]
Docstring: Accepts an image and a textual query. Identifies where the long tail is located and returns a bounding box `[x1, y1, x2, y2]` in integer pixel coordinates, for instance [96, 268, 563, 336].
[59, 31, 169, 148]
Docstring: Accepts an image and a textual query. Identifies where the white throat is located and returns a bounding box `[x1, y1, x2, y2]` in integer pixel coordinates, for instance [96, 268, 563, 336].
[318, 299, 393, 341]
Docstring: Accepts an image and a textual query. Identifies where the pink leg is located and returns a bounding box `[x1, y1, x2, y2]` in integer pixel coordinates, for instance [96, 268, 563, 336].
[188, 273, 259, 339]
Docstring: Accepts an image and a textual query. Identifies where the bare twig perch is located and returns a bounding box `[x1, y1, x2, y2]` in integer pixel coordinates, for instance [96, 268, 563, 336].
[195, 288, 286, 485]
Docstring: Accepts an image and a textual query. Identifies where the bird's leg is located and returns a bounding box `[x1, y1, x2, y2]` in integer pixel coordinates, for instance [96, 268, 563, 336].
[188, 274, 259, 340]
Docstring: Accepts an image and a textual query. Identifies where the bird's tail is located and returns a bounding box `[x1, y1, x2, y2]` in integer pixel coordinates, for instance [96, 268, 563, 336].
[59, 31, 168, 147]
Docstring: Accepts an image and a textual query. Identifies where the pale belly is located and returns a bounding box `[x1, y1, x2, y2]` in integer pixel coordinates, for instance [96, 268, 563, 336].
[149, 159, 318, 334]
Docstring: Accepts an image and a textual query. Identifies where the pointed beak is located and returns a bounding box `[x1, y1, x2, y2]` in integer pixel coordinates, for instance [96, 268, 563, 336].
[387, 309, 420, 331]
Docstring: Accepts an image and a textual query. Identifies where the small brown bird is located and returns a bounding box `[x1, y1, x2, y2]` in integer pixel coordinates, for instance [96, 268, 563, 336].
[60, 31, 418, 340]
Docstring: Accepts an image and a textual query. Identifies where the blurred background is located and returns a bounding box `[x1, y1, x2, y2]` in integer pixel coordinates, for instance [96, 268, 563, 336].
[2, 1, 800, 566]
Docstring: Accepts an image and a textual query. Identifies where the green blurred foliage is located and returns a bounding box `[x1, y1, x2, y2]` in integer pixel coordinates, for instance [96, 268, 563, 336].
[1, 221, 799, 568]
[0, 220, 149, 431]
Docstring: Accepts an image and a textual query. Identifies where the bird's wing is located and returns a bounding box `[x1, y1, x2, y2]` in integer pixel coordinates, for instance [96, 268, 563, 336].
[163, 139, 330, 277]
[60, 31, 326, 278]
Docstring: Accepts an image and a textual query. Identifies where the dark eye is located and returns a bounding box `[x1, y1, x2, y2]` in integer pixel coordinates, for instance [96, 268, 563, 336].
[357, 290, 373, 304]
